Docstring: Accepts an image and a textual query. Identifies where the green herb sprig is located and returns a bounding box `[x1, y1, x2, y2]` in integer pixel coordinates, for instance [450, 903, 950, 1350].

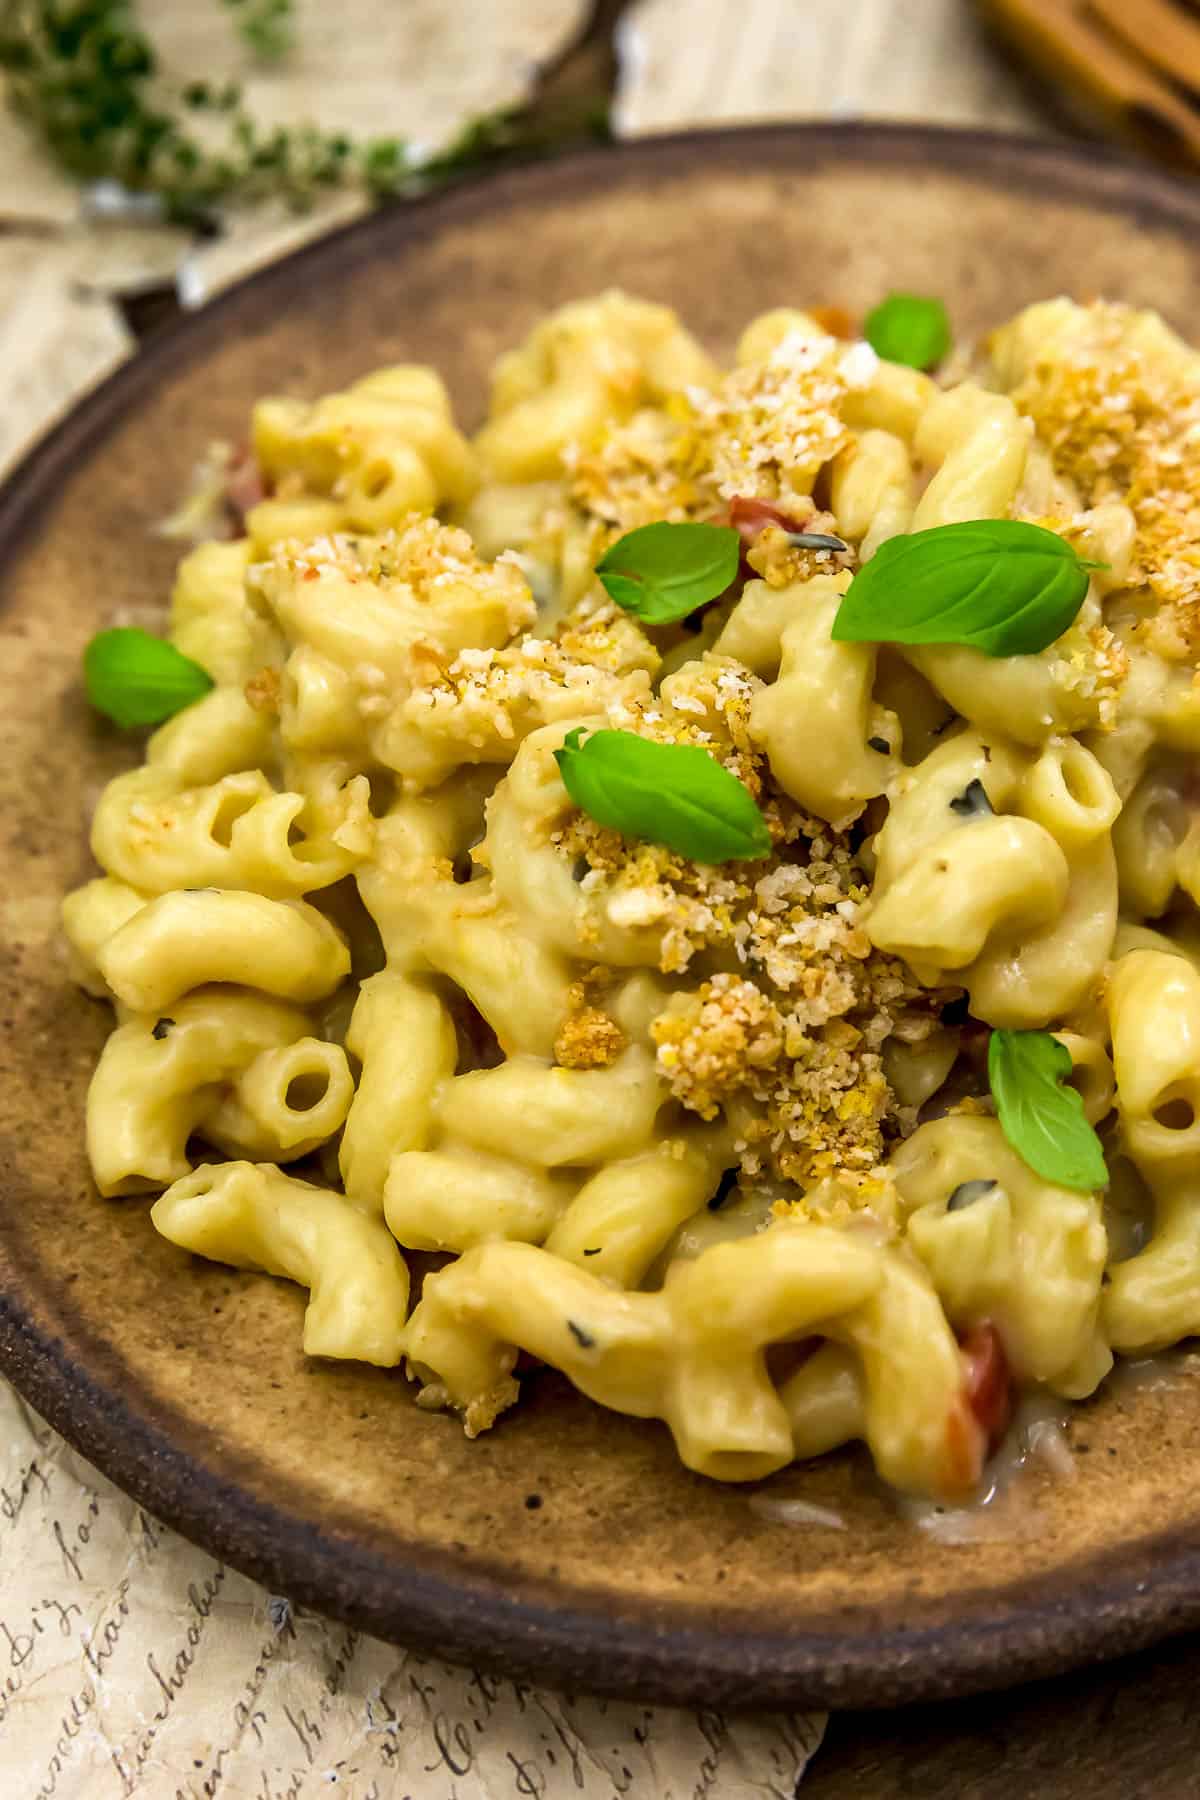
[84, 627, 213, 727]
[864, 292, 951, 370]
[988, 1029, 1108, 1193]
[832, 519, 1103, 658]
[554, 727, 771, 865]
[0, 1, 609, 224]
[221, 0, 294, 60]
[595, 521, 741, 626]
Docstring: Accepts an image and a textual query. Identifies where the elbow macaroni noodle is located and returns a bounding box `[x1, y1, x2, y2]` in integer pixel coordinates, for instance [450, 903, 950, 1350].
[65, 290, 1200, 1500]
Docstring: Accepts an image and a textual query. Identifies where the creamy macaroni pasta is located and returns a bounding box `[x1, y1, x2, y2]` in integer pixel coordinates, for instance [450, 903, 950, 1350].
[66, 291, 1200, 1500]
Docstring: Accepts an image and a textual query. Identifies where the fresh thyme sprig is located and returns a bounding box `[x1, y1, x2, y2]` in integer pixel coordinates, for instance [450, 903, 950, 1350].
[0, 0, 609, 226]
[220, 0, 294, 61]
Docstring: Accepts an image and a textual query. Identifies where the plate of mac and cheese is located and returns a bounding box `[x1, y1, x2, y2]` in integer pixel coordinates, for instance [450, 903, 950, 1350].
[6, 126, 1200, 1706]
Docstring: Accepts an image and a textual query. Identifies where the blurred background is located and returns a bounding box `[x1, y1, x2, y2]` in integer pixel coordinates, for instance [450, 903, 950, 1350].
[4, 0, 1195, 475]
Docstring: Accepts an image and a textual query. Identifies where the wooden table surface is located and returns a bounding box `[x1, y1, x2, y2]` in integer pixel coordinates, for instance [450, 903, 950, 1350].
[4, 5, 1197, 1796]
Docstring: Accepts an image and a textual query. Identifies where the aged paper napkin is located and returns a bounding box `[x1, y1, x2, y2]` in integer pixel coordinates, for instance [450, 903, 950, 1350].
[614, 0, 1049, 136]
[0, 1382, 825, 1797]
[0, 238, 132, 477]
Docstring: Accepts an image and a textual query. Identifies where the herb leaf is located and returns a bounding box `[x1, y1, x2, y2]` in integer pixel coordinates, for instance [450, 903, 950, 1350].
[595, 521, 741, 625]
[988, 1029, 1108, 1193]
[221, 0, 296, 60]
[831, 519, 1100, 657]
[554, 728, 771, 864]
[84, 628, 214, 728]
[864, 293, 951, 369]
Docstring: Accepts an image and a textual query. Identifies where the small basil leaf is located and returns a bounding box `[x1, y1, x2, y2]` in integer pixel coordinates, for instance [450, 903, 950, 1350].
[595, 521, 741, 625]
[831, 519, 1100, 657]
[988, 1029, 1108, 1193]
[84, 628, 214, 728]
[864, 292, 951, 370]
[553, 727, 771, 864]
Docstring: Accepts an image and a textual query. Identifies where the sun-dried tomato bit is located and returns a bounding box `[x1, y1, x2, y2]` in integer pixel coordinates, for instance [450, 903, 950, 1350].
[939, 1322, 1013, 1494]
[224, 444, 269, 532]
[808, 303, 856, 340]
[961, 1320, 1014, 1451]
[727, 494, 810, 544]
[942, 1399, 987, 1495]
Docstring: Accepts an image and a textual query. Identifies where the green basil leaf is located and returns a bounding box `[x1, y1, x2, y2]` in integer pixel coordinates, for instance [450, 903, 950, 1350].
[554, 727, 771, 864]
[988, 1029, 1108, 1193]
[84, 627, 214, 728]
[831, 519, 1100, 657]
[863, 292, 951, 369]
[595, 521, 741, 625]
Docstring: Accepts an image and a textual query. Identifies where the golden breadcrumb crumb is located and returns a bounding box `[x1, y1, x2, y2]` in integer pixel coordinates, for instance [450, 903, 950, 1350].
[652, 975, 783, 1120]
[555, 1005, 627, 1070]
[244, 666, 281, 713]
[770, 1171, 901, 1231]
[555, 598, 662, 676]
[567, 408, 710, 535]
[1008, 301, 1200, 658]
[462, 1379, 520, 1438]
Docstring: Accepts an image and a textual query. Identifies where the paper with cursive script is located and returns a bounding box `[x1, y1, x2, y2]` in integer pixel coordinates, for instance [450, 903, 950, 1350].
[0, 1381, 825, 1799]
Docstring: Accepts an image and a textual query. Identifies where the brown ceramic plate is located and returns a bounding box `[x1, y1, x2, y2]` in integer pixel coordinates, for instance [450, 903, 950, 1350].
[4, 125, 1200, 1712]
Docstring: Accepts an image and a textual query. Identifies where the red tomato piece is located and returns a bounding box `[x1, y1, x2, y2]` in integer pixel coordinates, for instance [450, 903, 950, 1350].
[225, 444, 268, 532]
[940, 1321, 1014, 1494]
[942, 1402, 986, 1495]
[728, 495, 810, 545]
[961, 1320, 1014, 1451]
[808, 303, 856, 340]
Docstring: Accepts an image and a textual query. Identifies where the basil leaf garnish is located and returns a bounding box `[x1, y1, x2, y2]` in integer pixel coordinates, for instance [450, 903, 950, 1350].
[554, 727, 771, 864]
[84, 627, 214, 728]
[831, 520, 1101, 657]
[864, 292, 951, 369]
[595, 521, 741, 625]
[988, 1029, 1108, 1193]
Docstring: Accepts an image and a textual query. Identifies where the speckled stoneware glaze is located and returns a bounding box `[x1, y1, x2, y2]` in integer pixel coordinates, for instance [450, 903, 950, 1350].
[4, 126, 1200, 1711]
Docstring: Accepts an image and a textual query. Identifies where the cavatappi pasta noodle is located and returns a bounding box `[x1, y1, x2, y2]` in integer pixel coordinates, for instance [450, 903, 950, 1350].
[66, 290, 1200, 1500]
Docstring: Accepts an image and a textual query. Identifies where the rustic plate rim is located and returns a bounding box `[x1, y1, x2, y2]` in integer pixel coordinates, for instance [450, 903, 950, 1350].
[5, 121, 1200, 1710]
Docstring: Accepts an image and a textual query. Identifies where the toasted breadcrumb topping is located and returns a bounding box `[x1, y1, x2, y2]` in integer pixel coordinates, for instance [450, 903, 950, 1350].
[567, 408, 711, 535]
[260, 515, 536, 636]
[402, 601, 656, 757]
[547, 653, 947, 1194]
[769, 1171, 902, 1231]
[555, 1003, 627, 1070]
[565, 331, 870, 543]
[1008, 301, 1200, 658]
[692, 332, 859, 503]
[1046, 619, 1130, 729]
[652, 975, 783, 1118]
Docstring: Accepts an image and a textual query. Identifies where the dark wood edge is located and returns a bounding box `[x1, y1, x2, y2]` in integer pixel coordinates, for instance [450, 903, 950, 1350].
[5, 122, 1200, 1709]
